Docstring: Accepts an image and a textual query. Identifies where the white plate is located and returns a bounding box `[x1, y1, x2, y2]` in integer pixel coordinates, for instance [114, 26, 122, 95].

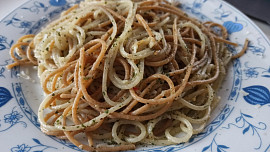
[0, 0, 270, 151]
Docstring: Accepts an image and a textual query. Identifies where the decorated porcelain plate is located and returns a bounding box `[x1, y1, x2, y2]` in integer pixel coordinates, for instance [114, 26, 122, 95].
[0, 0, 269, 151]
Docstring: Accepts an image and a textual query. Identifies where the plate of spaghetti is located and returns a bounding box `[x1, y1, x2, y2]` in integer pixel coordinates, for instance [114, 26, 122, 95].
[0, 0, 270, 151]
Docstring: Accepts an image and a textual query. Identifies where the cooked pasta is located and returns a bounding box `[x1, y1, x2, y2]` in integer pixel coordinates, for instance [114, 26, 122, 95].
[7, 0, 248, 151]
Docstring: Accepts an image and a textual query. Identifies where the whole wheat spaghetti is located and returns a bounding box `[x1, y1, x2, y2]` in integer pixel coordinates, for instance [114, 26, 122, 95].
[7, 0, 247, 151]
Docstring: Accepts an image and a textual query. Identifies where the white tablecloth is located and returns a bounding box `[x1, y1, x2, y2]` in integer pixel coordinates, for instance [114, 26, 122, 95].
[0, 0, 269, 40]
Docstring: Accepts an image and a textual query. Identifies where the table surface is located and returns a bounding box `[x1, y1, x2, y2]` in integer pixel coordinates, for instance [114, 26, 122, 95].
[0, 0, 269, 40]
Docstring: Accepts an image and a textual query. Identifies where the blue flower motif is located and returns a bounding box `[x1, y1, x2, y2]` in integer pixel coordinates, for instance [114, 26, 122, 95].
[11, 144, 31, 152]
[0, 35, 7, 43]
[19, 21, 32, 28]
[244, 68, 259, 78]
[4, 110, 23, 125]
[243, 62, 270, 78]
[21, 2, 49, 14]
[10, 139, 57, 152]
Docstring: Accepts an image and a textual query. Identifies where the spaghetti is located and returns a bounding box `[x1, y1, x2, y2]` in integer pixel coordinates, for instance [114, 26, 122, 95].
[7, 0, 247, 151]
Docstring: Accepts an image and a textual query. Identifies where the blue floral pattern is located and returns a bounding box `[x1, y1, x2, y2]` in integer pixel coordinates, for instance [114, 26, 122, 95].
[12, 83, 39, 127]
[0, 107, 26, 133]
[4, 109, 23, 124]
[243, 62, 270, 79]
[201, 134, 229, 152]
[4, 14, 33, 34]
[180, 1, 209, 22]
[0, 35, 14, 51]
[11, 138, 57, 152]
[21, 2, 49, 14]
[193, 105, 234, 139]
[0, 59, 12, 78]
[247, 38, 266, 56]
[211, 3, 249, 35]
[244, 67, 259, 79]
[223, 112, 267, 150]
[227, 58, 242, 101]
[11, 144, 31, 152]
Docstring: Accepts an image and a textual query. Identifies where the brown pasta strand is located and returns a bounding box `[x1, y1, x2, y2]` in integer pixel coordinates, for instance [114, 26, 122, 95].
[7, 0, 246, 151]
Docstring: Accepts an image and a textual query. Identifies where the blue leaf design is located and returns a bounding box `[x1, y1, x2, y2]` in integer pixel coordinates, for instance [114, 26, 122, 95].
[164, 147, 175, 152]
[0, 44, 6, 50]
[189, 137, 195, 142]
[19, 98, 25, 106]
[218, 145, 229, 149]
[197, 132, 206, 136]
[236, 68, 241, 75]
[209, 126, 213, 132]
[220, 114, 225, 120]
[219, 4, 222, 9]
[267, 67, 270, 73]
[202, 145, 210, 152]
[0, 87, 13, 107]
[234, 78, 240, 86]
[4, 20, 13, 26]
[243, 126, 250, 134]
[230, 89, 237, 98]
[242, 113, 253, 118]
[38, 2, 45, 8]
[211, 121, 220, 125]
[224, 107, 230, 113]
[9, 41, 13, 48]
[25, 109, 32, 115]
[68, 144, 78, 148]
[12, 17, 20, 21]
[33, 115, 38, 122]
[221, 14, 230, 18]
[243, 85, 270, 105]
[0, 67, 5, 74]
[261, 75, 270, 78]
[235, 16, 238, 22]
[235, 116, 241, 123]
[33, 138, 41, 145]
